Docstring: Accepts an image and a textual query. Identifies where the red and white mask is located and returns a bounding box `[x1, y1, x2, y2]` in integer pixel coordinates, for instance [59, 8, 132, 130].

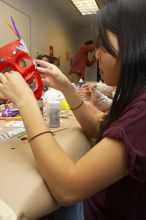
[0, 39, 42, 99]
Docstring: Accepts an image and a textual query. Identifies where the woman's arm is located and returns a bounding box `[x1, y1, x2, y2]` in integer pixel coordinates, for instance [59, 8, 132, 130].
[0, 71, 128, 207]
[60, 82, 104, 137]
[15, 95, 128, 206]
[36, 60, 104, 137]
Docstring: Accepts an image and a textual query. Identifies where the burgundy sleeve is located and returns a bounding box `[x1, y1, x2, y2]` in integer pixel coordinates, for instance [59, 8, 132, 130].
[81, 44, 95, 53]
[103, 101, 146, 183]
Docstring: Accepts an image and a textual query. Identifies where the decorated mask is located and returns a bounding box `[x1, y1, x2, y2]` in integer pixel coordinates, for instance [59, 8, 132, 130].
[0, 17, 42, 99]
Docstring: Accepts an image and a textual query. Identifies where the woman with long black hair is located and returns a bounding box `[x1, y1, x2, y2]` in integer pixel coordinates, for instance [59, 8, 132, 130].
[0, 0, 146, 219]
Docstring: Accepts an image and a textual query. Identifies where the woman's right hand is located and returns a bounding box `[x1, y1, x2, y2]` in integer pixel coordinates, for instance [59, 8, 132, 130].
[35, 60, 71, 92]
[0, 71, 34, 104]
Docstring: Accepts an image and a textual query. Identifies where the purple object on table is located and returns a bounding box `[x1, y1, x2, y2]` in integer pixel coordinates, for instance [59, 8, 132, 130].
[1, 108, 19, 117]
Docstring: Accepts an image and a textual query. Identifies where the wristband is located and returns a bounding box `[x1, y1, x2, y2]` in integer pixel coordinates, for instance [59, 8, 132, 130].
[28, 130, 53, 143]
[70, 100, 84, 110]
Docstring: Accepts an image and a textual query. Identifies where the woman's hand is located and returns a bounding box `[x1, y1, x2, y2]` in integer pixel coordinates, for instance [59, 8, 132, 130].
[35, 59, 71, 92]
[0, 71, 34, 104]
[81, 82, 97, 90]
[78, 87, 92, 99]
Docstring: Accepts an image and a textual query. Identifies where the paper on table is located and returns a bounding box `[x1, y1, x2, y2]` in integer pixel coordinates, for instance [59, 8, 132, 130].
[6, 121, 24, 128]
[0, 128, 25, 140]
[0, 199, 17, 220]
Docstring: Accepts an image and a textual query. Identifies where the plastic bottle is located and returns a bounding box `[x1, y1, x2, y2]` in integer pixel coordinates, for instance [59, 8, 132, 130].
[78, 78, 84, 88]
[47, 101, 60, 128]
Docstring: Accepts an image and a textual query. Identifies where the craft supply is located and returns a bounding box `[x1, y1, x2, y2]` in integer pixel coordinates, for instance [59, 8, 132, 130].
[78, 78, 84, 88]
[6, 121, 24, 127]
[0, 17, 42, 99]
[0, 128, 25, 140]
[0, 116, 22, 121]
[11, 16, 22, 40]
[47, 101, 60, 128]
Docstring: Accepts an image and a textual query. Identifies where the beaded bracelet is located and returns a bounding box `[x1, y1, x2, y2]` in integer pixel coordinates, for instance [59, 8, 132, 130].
[28, 130, 53, 143]
[70, 100, 84, 111]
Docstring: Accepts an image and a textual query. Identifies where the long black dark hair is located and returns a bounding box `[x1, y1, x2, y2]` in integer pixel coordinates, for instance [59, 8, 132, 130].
[93, 0, 146, 133]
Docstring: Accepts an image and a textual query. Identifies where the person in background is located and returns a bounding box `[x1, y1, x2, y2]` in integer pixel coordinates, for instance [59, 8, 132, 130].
[81, 81, 113, 98]
[79, 82, 113, 112]
[68, 40, 96, 84]
[79, 85, 113, 112]
[36, 54, 50, 63]
[49, 56, 60, 67]
[36, 54, 60, 67]
[89, 88, 113, 112]
[1, 1, 146, 220]
[79, 81, 113, 98]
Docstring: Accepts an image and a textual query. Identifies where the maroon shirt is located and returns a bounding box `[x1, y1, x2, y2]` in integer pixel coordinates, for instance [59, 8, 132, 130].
[84, 89, 146, 220]
[69, 44, 95, 79]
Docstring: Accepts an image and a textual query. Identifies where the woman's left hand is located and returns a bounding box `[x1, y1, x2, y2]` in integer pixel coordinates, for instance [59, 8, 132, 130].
[35, 59, 71, 92]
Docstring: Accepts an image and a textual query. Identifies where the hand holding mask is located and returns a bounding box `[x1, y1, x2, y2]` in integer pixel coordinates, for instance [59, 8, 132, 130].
[0, 17, 42, 99]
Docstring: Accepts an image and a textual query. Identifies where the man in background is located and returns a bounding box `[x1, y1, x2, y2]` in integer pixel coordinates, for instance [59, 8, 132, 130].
[68, 40, 96, 84]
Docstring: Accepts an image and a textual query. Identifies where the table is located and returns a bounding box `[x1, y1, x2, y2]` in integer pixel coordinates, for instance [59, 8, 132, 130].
[0, 113, 93, 220]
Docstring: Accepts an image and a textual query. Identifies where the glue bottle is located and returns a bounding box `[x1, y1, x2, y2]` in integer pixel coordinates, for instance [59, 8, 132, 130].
[47, 101, 60, 128]
[78, 78, 84, 88]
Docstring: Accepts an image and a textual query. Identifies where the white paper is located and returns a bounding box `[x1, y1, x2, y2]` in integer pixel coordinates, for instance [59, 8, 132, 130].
[0, 198, 17, 220]
[0, 128, 25, 140]
[6, 121, 24, 128]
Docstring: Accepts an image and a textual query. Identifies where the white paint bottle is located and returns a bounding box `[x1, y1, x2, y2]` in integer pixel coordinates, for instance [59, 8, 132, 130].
[48, 101, 60, 128]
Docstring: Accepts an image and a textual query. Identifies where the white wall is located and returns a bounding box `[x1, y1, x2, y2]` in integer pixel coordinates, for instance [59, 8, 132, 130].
[2, 0, 97, 80]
